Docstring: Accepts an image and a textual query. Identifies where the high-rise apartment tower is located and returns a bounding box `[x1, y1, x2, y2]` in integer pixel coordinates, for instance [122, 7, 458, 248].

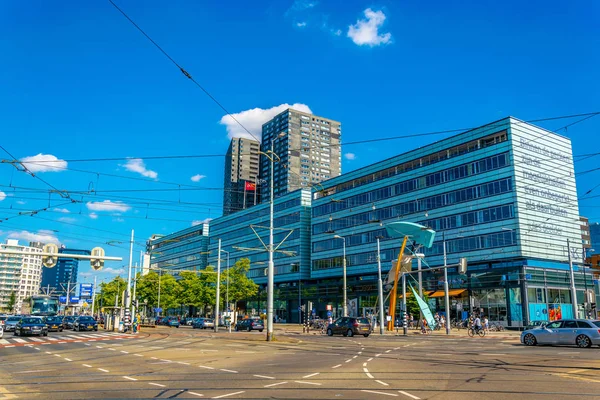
[222, 137, 261, 215]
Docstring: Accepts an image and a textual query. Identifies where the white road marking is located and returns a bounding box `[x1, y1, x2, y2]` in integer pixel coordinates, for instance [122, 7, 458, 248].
[149, 382, 165, 387]
[82, 364, 92, 368]
[84, 343, 91, 346]
[188, 392, 203, 397]
[212, 391, 245, 399]
[303, 372, 319, 378]
[160, 359, 172, 363]
[376, 380, 389, 386]
[150, 357, 158, 360]
[199, 366, 214, 370]
[368, 357, 373, 362]
[96, 346, 104, 349]
[399, 390, 421, 399]
[254, 375, 275, 379]
[385, 350, 392, 353]
[362, 390, 398, 397]
[134, 354, 143, 357]
[123, 376, 137, 381]
[14, 369, 53, 374]
[375, 353, 382, 357]
[353, 355, 358, 359]
[332, 364, 342, 369]
[358, 351, 362, 354]
[4, 345, 15, 348]
[120, 351, 129, 354]
[28, 338, 44, 342]
[479, 353, 506, 356]
[34, 347, 40, 350]
[58, 341, 67, 344]
[295, 381, 321, 386]
[13, 339, 27, 343]
[220, 369, 238, 373]
[54, 354, 62, 357]
[178, 362, 191, 365]
[426, 353, 450, 356]
[98, 368, 109, 372]
[345, 359, 352, 363]
[363, 368, 374, 379]
[363, 362, 368, 367]
[45, 351, 52, 354]
[264, 382, 287, 388]
[108, 348, 116, 351]
[64, 358, 72, 362]
[394, 347, 400, 350]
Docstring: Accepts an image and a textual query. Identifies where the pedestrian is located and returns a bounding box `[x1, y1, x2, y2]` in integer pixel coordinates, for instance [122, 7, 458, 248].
[421, 318, 429, 334]
[440, 315, 446, 329]
[483, 315, 489, 334]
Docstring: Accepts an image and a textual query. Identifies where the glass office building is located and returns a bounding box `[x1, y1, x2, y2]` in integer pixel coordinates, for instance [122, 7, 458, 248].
[207, 189, 312, 323]
[310, 117, 587, 327]
[146, 223, 210, 274]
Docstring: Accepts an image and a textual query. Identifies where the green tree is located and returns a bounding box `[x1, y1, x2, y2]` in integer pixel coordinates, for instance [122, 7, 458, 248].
[176, 271, 204, 308]
[197, 266, 217, 315]
[136, 271, 160, 309]
[96, 276, 127, 311]
[222, 258, 258, 310]
[405, 292, 430, 318]
[7, 291, 16, 313]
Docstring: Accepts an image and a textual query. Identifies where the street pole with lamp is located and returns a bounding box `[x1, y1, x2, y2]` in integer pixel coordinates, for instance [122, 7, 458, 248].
[443, 236, 451, 335]
[567, 238, 578, 318]
[376, 237, 385, 334]
[125, 229, 134, 330]
[333, 235, 348, 317]
[220, 249, 231, 332]
[215, 239, 222, 333]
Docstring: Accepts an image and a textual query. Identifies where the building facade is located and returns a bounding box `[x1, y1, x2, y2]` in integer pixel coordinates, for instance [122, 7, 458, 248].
[41, 247, 90, 297]
[207, 189, 312, 323]
[146, 223, 210, 274]
[309, 117, 585, 326]
[0, 240, 43, 313]
[590, 222, 600, 253]
[260, 109, 341, 202]
[223, 137, 261, 216]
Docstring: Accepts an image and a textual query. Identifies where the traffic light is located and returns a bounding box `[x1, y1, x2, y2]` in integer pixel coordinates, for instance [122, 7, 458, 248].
[458, 258, 468, 274]
[90, 247, 105, 271]
[42, 243, 59, 268]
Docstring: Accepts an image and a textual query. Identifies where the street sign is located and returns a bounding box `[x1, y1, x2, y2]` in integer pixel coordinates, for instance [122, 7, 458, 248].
[327, 311, 332, 317]
[326, 304, 332, 311]
[80, 283, 93, 298]
[525, 274, 532, 280]
[59, 296, 67, 304]
[154, 307, 162, 313]
[69, 296, 80, 303]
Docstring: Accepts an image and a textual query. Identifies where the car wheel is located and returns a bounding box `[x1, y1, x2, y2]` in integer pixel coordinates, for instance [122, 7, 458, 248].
[523, 333, 537, 346]
[347, 329, 354, 337]
[247, 326, 251, 332]
[259, 330, 263, 332]
[43, 332, 48, 337]
[235, 325, 239, 332]
[59, 328, 63, 332]
[327, 328, 333, 336]
[14, 330, 18, 336]
[576, 334, 592, 348]
[363, 334, 370, 337]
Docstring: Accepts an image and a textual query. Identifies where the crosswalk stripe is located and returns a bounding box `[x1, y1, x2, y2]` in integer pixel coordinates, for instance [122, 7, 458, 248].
[0, 339, 9, 345]
[28, 338, 45, 342]
[79, 334, 96, 338]
[47, 338, 59, 341]
[12, 338, 27, 343]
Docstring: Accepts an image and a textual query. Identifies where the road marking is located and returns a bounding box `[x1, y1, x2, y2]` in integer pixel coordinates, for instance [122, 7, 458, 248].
[568, 369, 588, 374]
[363, 362, 368, 367]
[14, 370, 53, 374]
[98, 368, 109, 372]
[479, 353, 506, 356]
[34, 347, 40, 350]
[393, 347, 400, 350]
[199, 366, 214, 370]
[399, 390, 421, 399]
[364, 368, 374, 379]
[150, 357, 158, 360]
[345, 359, 352, 363]
[82, 364, 92, 368]
[123, 376, 137, 381]
[212, 391, 245, 399]
[302, 373, 319, 378]
[358, 351, 362, 354]
[375, 353, 382, 357]
[265, 382, 288, 388]
[188, 392, 203, 397]
[178, 362, 191, 365]
[558, 352, 580, 355]
[4, 345, 15, 348]
[0, 339, 9, 345]
[332, 364, 342, 369]
[149, 383, 165, 387]
[385, 350, 392, 353]
[28, 338, 44, 342]
[54, 354, 62, 357]
[108, 348, 116, 351]
[376, 380, 389, 386]
[254, 375, 275, 379]
[84, 343, 91, 346]
[160, 359, 172, 363]
[58, 341, 67, 344]
[96, 346, 104, 349]
[368, 357, 373, 362]
[45, 351, 52, 354]
[295, 381, 321, 386]
[64, 358, 72, 362]
[220, 369, 238, 373]
[362, 390, 398, 397]
[121, 351, 129, 354]
[13, 339, 27, 343]
[134, 354, 143, 357]
[426, 353, 450, 356]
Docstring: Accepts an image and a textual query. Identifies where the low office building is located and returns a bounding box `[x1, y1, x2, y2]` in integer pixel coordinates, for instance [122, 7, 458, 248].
[207, 189, 312, 323]
[0, 240, 44, 313]
[146, 223, 210, 274]
[310, 117, 586, 327]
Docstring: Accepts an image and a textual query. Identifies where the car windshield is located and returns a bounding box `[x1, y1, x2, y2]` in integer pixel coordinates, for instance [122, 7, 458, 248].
[7, 316, 20, 321]
[22, 318, 43, 324]
[45, 317, 62, 323]
[357, 318, 370, 324]
[205, 319, 214, 323]
[65, 316, 76, 321]
[592, 321, 600, 328]
[79, 317, 95, 322]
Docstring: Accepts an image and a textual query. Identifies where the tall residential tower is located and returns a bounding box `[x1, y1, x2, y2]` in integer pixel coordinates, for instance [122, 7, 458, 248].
[260, 108, 341, 202]
[222, 137, 261, 215]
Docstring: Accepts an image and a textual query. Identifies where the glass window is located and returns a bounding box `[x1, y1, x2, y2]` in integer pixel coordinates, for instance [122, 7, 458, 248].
[577, 321, 593, 328]
[563, 321, 577, 328]
[547, 321, 563, 329]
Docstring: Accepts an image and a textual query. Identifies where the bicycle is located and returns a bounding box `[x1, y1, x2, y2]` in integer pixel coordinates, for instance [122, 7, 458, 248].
[468, 326, 486, 337]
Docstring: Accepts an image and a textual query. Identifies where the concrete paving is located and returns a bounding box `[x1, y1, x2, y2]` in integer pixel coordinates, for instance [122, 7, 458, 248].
[0, 326, 598, 399]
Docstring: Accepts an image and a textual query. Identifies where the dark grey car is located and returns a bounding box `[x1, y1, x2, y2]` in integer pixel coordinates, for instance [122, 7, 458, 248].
[327, 317, 372, 337]
[4, 316, 21, 332]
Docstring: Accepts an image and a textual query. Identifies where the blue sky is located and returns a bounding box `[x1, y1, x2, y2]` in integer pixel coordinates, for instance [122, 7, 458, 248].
[0, 0, 598, 283]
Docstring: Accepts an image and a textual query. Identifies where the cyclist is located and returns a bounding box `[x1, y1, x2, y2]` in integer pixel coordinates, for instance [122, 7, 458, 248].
[473, 315, 482, 334]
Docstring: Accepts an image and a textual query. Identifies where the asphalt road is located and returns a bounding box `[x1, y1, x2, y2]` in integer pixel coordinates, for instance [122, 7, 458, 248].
[1, 326, 599, 399]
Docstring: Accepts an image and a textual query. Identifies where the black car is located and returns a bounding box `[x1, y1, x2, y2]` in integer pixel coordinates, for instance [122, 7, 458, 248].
[327, 317, 372, 337]
[43, 316, 64, 332]
[63, 316, 77, 330]
[235, 318, 264, 332]
[14, 317, 48, 337]
[73, 316, 98, 331]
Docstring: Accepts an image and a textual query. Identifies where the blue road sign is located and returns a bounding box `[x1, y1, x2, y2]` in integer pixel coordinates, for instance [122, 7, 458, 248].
[59, 296, 67, 304]
[69, 296, 80, 303]
[154, 307, 163, 313]
[327, 311, 332, 317]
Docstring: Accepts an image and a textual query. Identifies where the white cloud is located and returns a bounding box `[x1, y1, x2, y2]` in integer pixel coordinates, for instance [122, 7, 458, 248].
[192, 218, 213, 226]
[347, 8, 392, 47]
[0, 191, 6, 201]
[54, 208, 70, 213]
[87, 200, 131, 213]
[344, 152, 356, 161]
[286, 0, 317, 15]
[103, 267, 125, 275]
[20, 153, 68, 173]
[16, 200, 26, 205]
[113, 217, 125, 223]
[122, 158, 158, 179]
[58, 217, 77, 223]
[7, 229, 59, 244]
[191, 174, 206, 182]
[333, 29, 342, 36]
[220, 103, 312, 141]
[297, 22, 307, 28]
[89, 212, 98, 220]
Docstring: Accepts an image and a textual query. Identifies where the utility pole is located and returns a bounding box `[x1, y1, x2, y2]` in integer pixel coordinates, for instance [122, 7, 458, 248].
[376, 238, 385, 335]
[567, 238, 578, 318]
[125, 229, 134, 331]
[215, 239, 221, 333]
[267, 139, 275, 342]
[443, 237, 451, 335]
[91, 275, 97, 316]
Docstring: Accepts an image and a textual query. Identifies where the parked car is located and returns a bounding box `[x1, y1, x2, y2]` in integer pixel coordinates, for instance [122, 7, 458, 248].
[62, 316, 77, 330]
[73, 316, 98, 331]
[327, 317, 372, 337]
[525, 320, 547, 330]
[521, 319, 600, 348]
[167, 317, 180, 328]
[4, 316, 21, 332]
[192, 318, 215, 329]
[0, 315, 7, 328]
[235, 318, 264, 332]
[43, 316, 64, 332]
[14, 317, 48, 337]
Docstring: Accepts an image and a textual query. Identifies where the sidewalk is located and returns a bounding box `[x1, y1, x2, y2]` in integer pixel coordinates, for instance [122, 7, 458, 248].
[274, 323, 521, 340]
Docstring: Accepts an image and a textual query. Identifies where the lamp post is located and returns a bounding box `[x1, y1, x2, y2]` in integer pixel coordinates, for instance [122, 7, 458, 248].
[215, 239, 222, 333]
[333, 235, 347, 317]
[567, 238, 578, 318]
[415, 252, 425, 321]
[221, 249, 231, 332]
[126, 230, 134, 327]
[376, 237, 385, 334]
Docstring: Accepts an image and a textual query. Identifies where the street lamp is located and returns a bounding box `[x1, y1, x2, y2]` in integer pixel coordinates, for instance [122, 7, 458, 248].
[333, 235, 347, 317]
[221, 249, 231, 332]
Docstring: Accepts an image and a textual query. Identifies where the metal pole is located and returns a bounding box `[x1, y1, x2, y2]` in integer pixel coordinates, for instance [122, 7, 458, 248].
[157, 269, 161, 316]
[267, 139, 275, 341]
[92, 275, 97, 316]
[132, 262, 138, 322]
[226, 251, 231, 333]
[298, 278, 302, 325]
[377, 238, 385, 335]
[443, 239, 451, 335]
[343, 238, 347, 317]
[402, 273, 407, 336]
[126, 230, 134, 309]
[567, 238, 578, 318]
[215, 239, 221, 333]
[418, 256, 423, 322]
[583, 248, 589, 317]
[66, 281, 70, 316]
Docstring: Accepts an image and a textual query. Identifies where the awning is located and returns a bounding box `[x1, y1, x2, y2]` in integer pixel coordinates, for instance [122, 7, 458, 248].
[429, 289, 466, 298]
